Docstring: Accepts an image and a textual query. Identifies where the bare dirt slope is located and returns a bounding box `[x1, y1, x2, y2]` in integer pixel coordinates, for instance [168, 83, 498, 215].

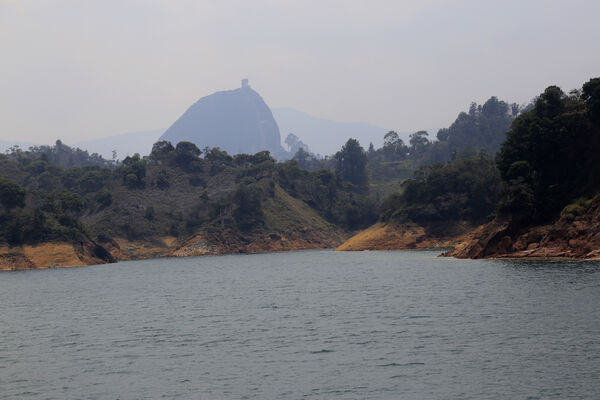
[336, 221, 474, 251]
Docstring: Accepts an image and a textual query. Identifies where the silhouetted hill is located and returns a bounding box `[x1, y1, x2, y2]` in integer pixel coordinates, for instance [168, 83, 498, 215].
[160, 81, 287, 159]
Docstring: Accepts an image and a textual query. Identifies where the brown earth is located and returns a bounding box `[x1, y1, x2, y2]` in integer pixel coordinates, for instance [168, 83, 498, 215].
[336, 221, 475, 251]
[338, 200, 600, 260]
[107, 184, 347, 260]
[99, 236, 179, 261]
[0, 228, 344, 270]
[172, 227, 344, 257]
[0, 240, 115, 271]
[446, 203, 600, 259]
[0, 182, 350, 270]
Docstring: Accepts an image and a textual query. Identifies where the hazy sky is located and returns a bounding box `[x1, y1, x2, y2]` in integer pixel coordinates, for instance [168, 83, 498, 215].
[1, 0, 599, 144]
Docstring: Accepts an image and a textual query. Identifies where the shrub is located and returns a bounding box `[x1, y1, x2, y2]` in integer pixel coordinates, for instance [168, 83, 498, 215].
[156, 169, 170, 189]
[145, 206, 154, 221]
[188, 176, 206, 187]
[560, 197, 593, 221]
[80, 171, 105, 192]
[94, 189, 113, 207]
[188, 161, 203, 173]
[124, 173, 140, 189]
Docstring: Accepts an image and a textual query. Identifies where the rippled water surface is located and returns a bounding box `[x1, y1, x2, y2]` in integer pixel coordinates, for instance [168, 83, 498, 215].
[1, 250, 600, 399]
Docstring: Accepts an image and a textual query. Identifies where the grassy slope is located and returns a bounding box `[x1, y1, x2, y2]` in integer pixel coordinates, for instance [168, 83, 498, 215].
[81, 165, 237, 241]
[80, 166, 345, 259]
[263, 184, 334, 233]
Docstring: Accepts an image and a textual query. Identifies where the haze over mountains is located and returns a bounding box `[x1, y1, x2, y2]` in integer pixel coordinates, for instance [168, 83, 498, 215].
[1, 81, 406, 159]
[160, 80, 288, 159]
[272, 107, 396, 156]
[73, 130, 163, 160]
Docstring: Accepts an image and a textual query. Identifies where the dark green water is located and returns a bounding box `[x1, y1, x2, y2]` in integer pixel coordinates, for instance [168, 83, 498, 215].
[1, 250, 599, 399]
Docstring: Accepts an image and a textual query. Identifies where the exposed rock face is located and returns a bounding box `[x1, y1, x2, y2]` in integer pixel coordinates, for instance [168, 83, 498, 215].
[171, 228, 344, 257]
[160, 82, 287, 159]
[446, 203, 600, 259]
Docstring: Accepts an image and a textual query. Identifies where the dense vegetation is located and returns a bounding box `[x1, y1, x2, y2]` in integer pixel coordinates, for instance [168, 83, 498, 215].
[5, 140, 115, 169]
[365, 96, 519, 183]
[0, 138, 377, 248]
[0, 175, 93, 246]
[496, 78, 600, 223]
[376, 77, 600, 230]
[0, 144, 117, 246]
[379, 156, 501, 225]
[3, 77, 598, 252]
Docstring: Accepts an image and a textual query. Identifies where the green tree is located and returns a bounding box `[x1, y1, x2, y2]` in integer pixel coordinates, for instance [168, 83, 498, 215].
[204, 147, 233, 165]
[150, 141, 175, 163]
[121, 154, 146, 188]
[233, 178, 264, 229]
[383, 131, 400, 147]
[0, 177, 26, 210]
[176, 141, 201, 156]
[334, 138, 368, 188]
[293, 147, 310, 169]
[156, 169, 170, 189]
[380, 156, 501, 224]
[175, 141, 202, 171]
[94, 188, 113, 207]
[582, 77, 600, 123]
[80, 170, 105, 192]
[496, 82, 598, 222]
[409, 130, 430, 153]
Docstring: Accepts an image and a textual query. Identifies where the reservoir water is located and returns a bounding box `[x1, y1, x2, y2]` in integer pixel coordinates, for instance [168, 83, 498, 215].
[1, 250, 599, 399]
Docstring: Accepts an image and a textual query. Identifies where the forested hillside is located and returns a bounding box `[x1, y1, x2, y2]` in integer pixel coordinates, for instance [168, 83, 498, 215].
[495, 80, 600, 223]
[363, 96, 519, 183]
[447, 77, 600, 258]
[0, 139, 377, 268]
[340, 77, 600, 256]
[5, 78, 599, 266]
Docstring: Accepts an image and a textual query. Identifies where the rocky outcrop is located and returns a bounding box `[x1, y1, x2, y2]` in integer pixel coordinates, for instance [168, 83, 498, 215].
[336, 221, 475, 251]
[160, 81, 288, 159]
[172, 228, 343, 257]
[446, 201, 600, 259]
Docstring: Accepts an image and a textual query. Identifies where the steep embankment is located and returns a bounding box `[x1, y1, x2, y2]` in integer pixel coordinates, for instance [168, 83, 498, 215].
[173, 185, 345, 256]
[0, 240, 115, 271]
[336, 221, 474, 251]
[79, 163, 346, 261]
[447, 199, 600, 259]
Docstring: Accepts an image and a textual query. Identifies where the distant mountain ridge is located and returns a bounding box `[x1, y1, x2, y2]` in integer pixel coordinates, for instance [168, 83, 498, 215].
[160, 81, 287, 159]
[70, 106, 403, 160]
[272, 107, 402, 156]
[2, 97, 406, 160]
[74, 129, 163, 160]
